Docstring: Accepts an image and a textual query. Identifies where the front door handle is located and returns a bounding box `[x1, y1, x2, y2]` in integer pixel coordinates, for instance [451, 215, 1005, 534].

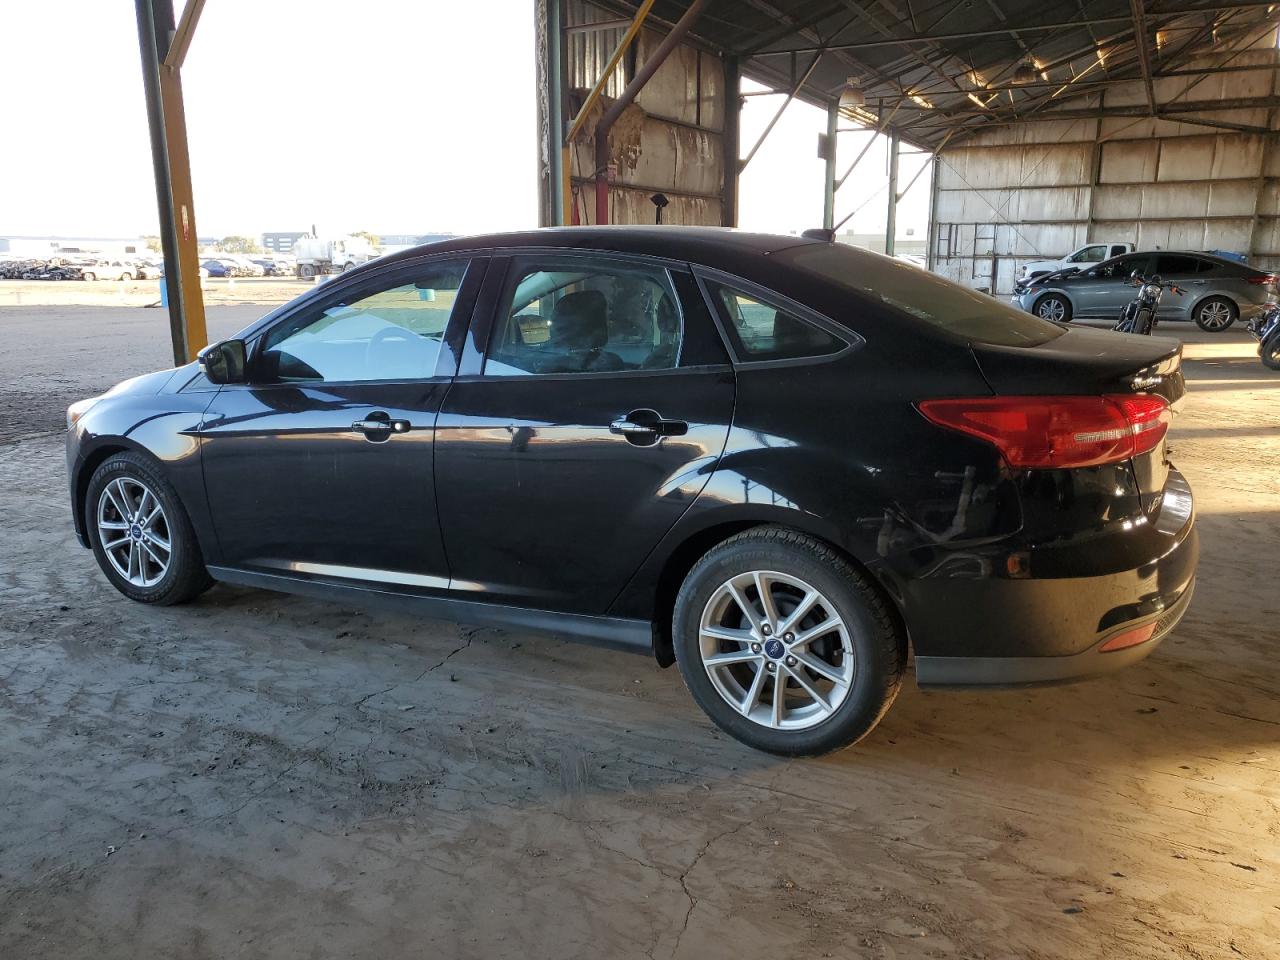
[352, 412, 411, 442]
[610, 408, 689, 446]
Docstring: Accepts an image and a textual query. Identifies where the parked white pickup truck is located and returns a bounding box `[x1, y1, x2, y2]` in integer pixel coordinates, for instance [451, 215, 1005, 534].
[1018, 241, 1136, 284]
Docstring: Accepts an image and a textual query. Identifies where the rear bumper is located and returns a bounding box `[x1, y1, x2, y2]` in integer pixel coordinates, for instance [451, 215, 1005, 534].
[906, 468, 1198, 688]
[915, 576, 1194, 687]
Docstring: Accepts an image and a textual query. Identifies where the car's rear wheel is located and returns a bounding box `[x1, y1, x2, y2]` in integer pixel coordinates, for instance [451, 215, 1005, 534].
[83, 272, 96, 282]
[1194, 296, 1237, 331]
[1034, 293, 1071, 322]
[86, 452, 213, 605]
[672, 527, 904, 756]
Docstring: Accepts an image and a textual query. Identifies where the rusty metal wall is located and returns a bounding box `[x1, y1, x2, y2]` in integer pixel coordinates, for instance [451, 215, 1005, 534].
[931, 44, 1280, 296]
[562, 0, 726, 226]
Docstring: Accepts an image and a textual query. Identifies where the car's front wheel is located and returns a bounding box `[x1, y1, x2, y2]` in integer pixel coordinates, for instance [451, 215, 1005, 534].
[86, 452, 213, 605]
[1034, 293, 1072, 322]
[673, 527, 905, 756]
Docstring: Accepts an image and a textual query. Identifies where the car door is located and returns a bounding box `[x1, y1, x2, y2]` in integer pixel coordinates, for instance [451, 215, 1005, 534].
[1072, 252, 1153, 317]
[198, 255, 483, 589]
[1153, 253, 1207, 317]
[434, 252, 735, 614]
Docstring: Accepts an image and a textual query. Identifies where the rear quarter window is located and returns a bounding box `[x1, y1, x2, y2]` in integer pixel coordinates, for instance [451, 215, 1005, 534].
[780, 244, 1065, 347]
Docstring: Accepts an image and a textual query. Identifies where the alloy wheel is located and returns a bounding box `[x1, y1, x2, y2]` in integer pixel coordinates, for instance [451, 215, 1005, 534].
[97, 476, 171, 587]
[698, 570, 854, 730]
[1198, 301, 1232, 330]
[1037, 298, 1066, 321]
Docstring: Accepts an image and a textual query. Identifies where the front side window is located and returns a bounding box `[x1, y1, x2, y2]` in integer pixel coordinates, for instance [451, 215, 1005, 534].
[1069, 245, 1107, 264]
[1096, 254, 1152, 279]
[705, 281, 846, 362]
[485, 259, 683, 376]
[260, 260, 468, 382]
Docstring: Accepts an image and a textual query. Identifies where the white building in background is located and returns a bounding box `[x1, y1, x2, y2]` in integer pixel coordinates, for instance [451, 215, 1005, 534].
[0, 235, 154, 257]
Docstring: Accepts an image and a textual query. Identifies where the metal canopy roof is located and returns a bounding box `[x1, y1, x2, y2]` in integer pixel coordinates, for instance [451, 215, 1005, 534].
[597, 1, 1280, 148]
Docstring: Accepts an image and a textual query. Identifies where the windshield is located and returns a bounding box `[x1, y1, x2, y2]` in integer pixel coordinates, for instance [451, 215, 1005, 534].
[779, 243, 1065, 347]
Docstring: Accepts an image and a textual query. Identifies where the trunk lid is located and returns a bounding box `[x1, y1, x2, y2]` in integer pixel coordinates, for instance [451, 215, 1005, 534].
[969, 326, 1184, 506]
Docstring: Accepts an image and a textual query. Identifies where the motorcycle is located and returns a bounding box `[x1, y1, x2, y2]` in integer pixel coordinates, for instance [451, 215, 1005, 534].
[1246, 301, 1280, 370]
[1114, 271, 1182, 335]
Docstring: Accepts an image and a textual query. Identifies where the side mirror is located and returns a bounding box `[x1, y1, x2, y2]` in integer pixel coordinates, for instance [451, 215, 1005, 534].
[199, 339, 247, 384]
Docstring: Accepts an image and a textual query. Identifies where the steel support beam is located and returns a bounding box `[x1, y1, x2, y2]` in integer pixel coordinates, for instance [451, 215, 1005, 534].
[163, 0, 205, 70]
[135, 0, 207, 366]
[723, 56, 741, 227]
[755, 1, 1280, 53]
[537, 0, 567, 225]
[739, 51, 820, 173]
[823, 100, 838, 229]
[885, 132, 900, 257]
[1129, 0, 1158, 116]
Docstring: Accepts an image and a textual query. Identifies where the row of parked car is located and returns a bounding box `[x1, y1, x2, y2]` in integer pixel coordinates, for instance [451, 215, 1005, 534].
[0, 253, 297, 281]
[200, 256, 294, 278]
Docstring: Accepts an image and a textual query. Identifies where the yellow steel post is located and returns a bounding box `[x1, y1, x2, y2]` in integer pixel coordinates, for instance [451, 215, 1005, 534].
[158, 64, 207, 362]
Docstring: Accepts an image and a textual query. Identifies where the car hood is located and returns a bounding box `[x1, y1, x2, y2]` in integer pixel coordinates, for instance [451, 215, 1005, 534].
[101, 366, 183, 399]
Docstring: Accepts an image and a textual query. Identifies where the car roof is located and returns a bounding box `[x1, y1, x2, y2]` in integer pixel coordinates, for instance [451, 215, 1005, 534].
[375, 226, 821, 272]
[1093, 249, 1250, 270]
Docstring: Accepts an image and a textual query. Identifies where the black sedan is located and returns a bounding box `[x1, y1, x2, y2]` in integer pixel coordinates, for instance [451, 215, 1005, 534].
[65, 227, 1198, 756]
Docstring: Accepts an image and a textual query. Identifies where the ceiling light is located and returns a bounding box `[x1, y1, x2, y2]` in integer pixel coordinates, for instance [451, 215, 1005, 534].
[839, 77, 866, 109]
[1013, 61, 1039, 85]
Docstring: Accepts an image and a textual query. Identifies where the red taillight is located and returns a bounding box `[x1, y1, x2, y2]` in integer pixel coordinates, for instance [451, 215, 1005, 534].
[917, 394, 1170, 469]
[1246, 275, 1277, 285]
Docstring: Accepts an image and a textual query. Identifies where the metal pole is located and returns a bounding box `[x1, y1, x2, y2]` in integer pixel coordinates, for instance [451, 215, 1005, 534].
[885, 133, 900, 257]
[739, 51, 820, 174]
[539, 0, 566, 226]
[926, 153, 940, 271]
[135, 0, 207, 365]
[722, 56, 741, 227]
[822, 100, 838, 230]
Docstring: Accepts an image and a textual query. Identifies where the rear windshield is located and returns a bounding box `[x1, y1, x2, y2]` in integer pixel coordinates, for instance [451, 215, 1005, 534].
[779, 243, 1065, 347]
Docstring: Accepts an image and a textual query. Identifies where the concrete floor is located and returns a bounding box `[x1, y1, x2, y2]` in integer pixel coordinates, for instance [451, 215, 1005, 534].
[1, 301, 1277, 959]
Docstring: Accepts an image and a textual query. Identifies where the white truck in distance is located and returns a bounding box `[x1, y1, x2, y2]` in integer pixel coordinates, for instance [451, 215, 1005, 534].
[293, 235, 378, 278]
[1018, 241, 1137, 284]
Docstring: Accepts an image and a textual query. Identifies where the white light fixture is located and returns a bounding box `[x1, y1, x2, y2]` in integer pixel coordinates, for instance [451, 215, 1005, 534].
[839, 77, 866, 109]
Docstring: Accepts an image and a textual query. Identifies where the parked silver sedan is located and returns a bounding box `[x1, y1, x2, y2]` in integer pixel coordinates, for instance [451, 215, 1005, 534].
[1011, 250, 1276, 331]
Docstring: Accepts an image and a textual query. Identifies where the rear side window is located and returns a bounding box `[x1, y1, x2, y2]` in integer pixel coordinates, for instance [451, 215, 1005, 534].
[705, 281, 846, 362]
[485, 258, 683, 376]
[780, 243, 1064, 347]
[1155, 254, 1203, 275]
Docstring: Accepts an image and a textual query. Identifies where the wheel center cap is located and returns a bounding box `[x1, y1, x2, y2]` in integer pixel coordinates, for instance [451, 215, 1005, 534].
[130, 524, 142, 539]
[763, 638, 785, 660]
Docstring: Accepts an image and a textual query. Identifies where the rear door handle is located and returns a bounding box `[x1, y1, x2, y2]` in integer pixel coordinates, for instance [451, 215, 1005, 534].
[610, 408, 689, 445]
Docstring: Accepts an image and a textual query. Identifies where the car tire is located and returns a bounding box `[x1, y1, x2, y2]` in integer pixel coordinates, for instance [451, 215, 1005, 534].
[672, 526, 905, 757]
[1033, 293, 1072, 323]
[83, 272, 96, 282]
[85, 451, 214, 606]
[1193, 296, 1237, 332]
[1262, 329, 1280, 370]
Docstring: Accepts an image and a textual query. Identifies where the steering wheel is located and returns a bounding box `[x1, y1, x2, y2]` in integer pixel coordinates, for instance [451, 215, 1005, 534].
[364, 325, 416, 375]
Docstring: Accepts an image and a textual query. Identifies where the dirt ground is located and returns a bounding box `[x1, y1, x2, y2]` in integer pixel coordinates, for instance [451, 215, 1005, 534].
[1, 295, 1277, 960]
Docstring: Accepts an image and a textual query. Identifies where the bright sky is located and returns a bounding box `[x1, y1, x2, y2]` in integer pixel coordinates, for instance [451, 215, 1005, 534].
[0, 0, 928, 242]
